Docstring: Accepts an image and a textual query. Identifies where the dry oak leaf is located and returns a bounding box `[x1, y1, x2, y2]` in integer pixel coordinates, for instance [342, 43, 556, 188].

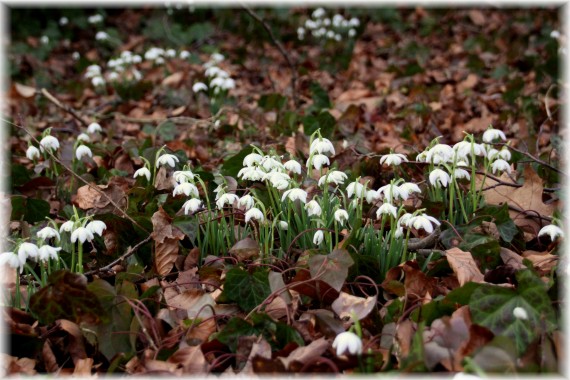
[445, 247, 485, 286]
[331, 292, 377, 322]
[279, 337, 329, 369]
[152, 208, 185, 275]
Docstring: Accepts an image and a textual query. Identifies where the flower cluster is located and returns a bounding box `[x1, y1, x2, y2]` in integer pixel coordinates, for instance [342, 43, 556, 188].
[192, 53, 236, 98]
[298, 8, 360, 41]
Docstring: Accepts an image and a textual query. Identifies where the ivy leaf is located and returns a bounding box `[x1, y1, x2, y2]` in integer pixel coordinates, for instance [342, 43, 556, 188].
[224, 267, 271, 312]
[470, 270, 557, 355]
[308, 249, 354, 292]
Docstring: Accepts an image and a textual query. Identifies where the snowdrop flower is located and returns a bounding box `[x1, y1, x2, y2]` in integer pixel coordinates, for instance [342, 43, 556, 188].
[297, 27, 305, 39]
[19, 242, 40, 261]
[59, 220, 75, 233]
[415, 150, 428, 162]
[87, 122, 102, 134]
[425, 144, 454, 164]
[346, 181, 366, 199]
[59, 16, 69, 26]
[215, 185, 226, 199]
[144, 47, 164, 61]
[205, 66, 224, 77]
[173, 182, 199, 197]
[453, 168, 471, 180]
[349, 17, 360, 27]
[334, 209, 349, 225]
[486, 148, 500, 161]
[245, 207, 264, 223]
[86, 220, 107, 236]
[498, 147, 511, 161]
[365, 189, 381, 204]
[313, 230, 324, 245]
[26, 146, 40, 160]
[216, 193, 239, 209]
[173, 170, 195, 184]
[71, 227, 94, 243]
[550, 30, 561, 39]
[279, 221, 289, 230]
[491, 159, 511, 174]
[318, 171, 348, 186]
[310, 137, 335, 155]
[179, 50, 190, 59]
[183, 198, 202, 214]
[284, 160, 302, 174]
[538, 224, 564, 241]
[243, 153, 263, 167]
[211, 53, 225, 63]
[40, 35, 49, 45]
[91, 76, 105, 87]
[482, 127, 507, 143]
[348, 28, 357, 37]
[282, 188, 308, 203]
[312, 7, 326, 18]
[133, 167, 151, 182]
[377, 183, 404, 203]
[0, 252, 25, 273]
[260, 156, 284, 172]
[332, 331, 363, 356]
[409, 213, 440, 234]
[37, 227, 60, 242]
[39, 135, 60, 153]
[376, 203, 398, 219]
[38, 245, 61, 262]
[308, 154, 330, 170]
[88, 14, 103, 23]
[75, 145, 92, 160]
[72, 52, 80, 60]
[394, 225, 404, 238]
[85, 65, 102, 78]
[95, 31, 109, 41]
[238, 166, 265, 181]
[429, 168, 451, 188]
[326, 30, 335, 39]
[107, 72, 119, 81]
[265, 172, 291, 190]
[156, 153, 179, 168]
[513, 306, 529, 320]
[305, 200, 322, 217]
[220, 78, 235, 90]
[238, 195, 255, 210]
[165, 49, 176, 57]
[398, 182, 421, 200]
[398, 213, 414, 228]
[380, 153, 408, 166]
[77, 133, 90, 143]
[210, 77, 227, 88]
[453, 141, 486, 159]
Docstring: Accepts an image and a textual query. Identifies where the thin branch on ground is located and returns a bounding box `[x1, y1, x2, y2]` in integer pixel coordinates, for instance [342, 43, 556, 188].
[84, 235, 153, 276]
[498, 143, 565, 176]
[41, 88, 89, 128]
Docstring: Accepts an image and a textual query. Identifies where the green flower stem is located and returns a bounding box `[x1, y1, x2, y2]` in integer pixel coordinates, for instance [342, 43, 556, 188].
[14, 271, 21, 309]
[77, 242, 83, 274]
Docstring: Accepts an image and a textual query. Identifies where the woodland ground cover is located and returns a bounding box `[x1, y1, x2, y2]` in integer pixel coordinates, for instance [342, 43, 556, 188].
[2, 6, 565, 376]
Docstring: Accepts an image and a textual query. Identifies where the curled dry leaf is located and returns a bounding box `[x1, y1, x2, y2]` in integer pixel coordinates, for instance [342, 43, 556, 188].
[56, 319, 87, 365]
[445, 247, 485, 286]
[167, 346, 209, 373]
[331, 292, 377, 322]
[229, 237, 260, 261]
[279, 337, 329, 369]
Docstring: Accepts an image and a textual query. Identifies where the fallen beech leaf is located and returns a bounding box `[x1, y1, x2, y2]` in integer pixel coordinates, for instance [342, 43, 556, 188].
[167, 346, 209, 373]
[57, 319, 87, 365]
[499, 247, 525, 270]
[331, 292, 377, 322]
[522, 250, 558, 273]
[241, 338, 272, 374]
[162, 71, 185, 87]
[457, 73, 478, 93]
[279, 337, 329, 369]
[152, 207, 185, 243]
[469, 9, 486, 25]
[308, 249, 354, 292]
[155, 238, 180, 276]
[445, 247, 485, 286]
[229, 237, 260, 261]
[166, 289, 216, 320]
[75, 185, 102, 209]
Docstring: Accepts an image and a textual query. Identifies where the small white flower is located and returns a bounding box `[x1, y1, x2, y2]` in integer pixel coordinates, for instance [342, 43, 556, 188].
[165, 49, 176, 57]
[179, 50, 191, 59]
[86, 220, 107, 236]
[453, 141, 486, 159]
[394, 226, 404, 238]
[77, 133, 90, 143]
[216, 193, 239, 209]
[429, 168, 451, 188]
[238, 195, 255, 210]
[376, 203, 398, 219]
[38, 245, 61, 262]
[173, 170, 195, 184]
[482, 128, 507, 143]
[318, 171, 348, 186]
[0, 252, 25, 273]
[88, 14, 103, 24]
[173, 182, 199, 197]
[346, 181, 366, 199]
[491, 159, 511, 174]
[71, 227, 94, 243]
[453, 168, 471, 180]
[245, 207, 264, 223]
[487, 148, 500, 161]
[380, 153, 408, 166]
[312, 7, 326, 19]
[95, 31, 109, 41]
[107, 72, 119, 81]
[538, 224, 564, 241]
[19, 242, 40, 262]
[75, 145, 93, 160]
[238, 166, 265, 181]
[37, 227, 60, 242]
[156, 153, 179, 168]
[332, 331, 362, 356]
[211, 53, 225, 63]
[243, 153, 263, 167]
[265, 172, 291, 190]
[39, 135, 60, 152]
[377, 184, 404, 203]
[310, 137, 335, 156]
[192, 82, 208, 93]
[26, 146, 40, 160]
[91, 76, 105, 87]
[284, 160, 302, 174]
[205, 66, 224, 77]
[87, 122, 102, 134]
[550, 30, 561, 39]
[513, 306, 529, 320]
[260, 156, 284, 172]
[85, 64, 102, 78]
[183, 198, 202, 214]
[349, 17, 360, 27]
[305, 200, 322, 217]
[72, 52, 80, 60]
[59, 220, 75, 233]
[365, 189, 381, 204]
[398, 213, 414, 228]
[334, 209, 349, 225]
[409, 213, 440, 234]
[282, 188, 308, 203]
[133, 167, 151, 182]
[425, 144, 454, 164]
[348, 28, 356, 37]
[313, 230, 324, 245]
[59, 17, 69, 26]
[40, 35, 49, 45]
[398, 182, 421, 200]
[308, 154, 330, 170]
[278, 221, 289, 230]
[498, 147, 511, 161]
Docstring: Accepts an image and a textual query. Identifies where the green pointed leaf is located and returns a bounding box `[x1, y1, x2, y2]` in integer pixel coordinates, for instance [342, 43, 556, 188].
[308, 249, 354, 292]
[224, 267, 271, 312]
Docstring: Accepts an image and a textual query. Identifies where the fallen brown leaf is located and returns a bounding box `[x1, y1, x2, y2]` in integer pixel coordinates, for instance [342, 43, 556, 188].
[445, 247, 485, 286]
[331, 292, 377, 322]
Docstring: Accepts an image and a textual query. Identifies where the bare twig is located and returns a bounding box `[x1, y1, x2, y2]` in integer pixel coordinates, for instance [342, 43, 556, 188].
[407, 227, 441, 250]
[40, 88, 89, 128]
[241, 4, 299, 107]
[498, 143, 566, 177]
[84, 235, 152, 276]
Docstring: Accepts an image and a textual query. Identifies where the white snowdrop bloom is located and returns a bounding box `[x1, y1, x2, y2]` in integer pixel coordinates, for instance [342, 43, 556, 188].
[482, 128, 507, 143]
[165, 49, 176, 57]
[429, 168, 451, 188]
[305, 19, 317, 29]
[538, 224, 564, 241]
[214, 184, 225, 200]
[323, 18, 331, 26]
[173, 170, 195, 184]
[312, 7, 326, 18]
[71, 227, 94, 243]
[40, 35, 49, 45]
[491, 159, 511, 174]
[269, 174, 288, 190]
[310, 137, 335, 155]
[221, 78, 235, 90]
[380, 153, 408, 166]
[26, 146, 40, 160]
[326, 30, 335, 39]
[38, 245, 61, 262]
[192, 82, 208, 93]
[308, 154, 330, 170]
[365, 189, 381, 204]
[59, 220, 75, 233]
[297, 27, 305, 39]
[183, 198, 202, 214]
[243, 153, 263, 167]
[245, 207, 264, 223]
[133, 167, 151, 182]
[88, 14, 103, 23]
[86, 121, 102, 134]
[260, 156, 285, 172]
[453, 141, 486, 159]
[59, 16, 69, 26]
[334, 209, 349, 225]
[377, 184, 404, 203]
[155, 57, 165, 65]
[334, 34, 342, 42]
[39, 135, 60, 153]
[409, 213, 440, 234]
[238, 166, 265, 181]
[346, 181, 366, 199]
[210, 77, 226, 88]
[216, 193, 239, 210]
[173, 182, 199, 197]
[107, 72, 119, 81]
[415, 150, 428, 162]
[398, 213, 414, 228]
[156, 153, 179, 168]
[132, 69, 142, 81]
[512, 306, 529, 320]
[132, 54, 142, 63]
[394, 225, 404, 238]
[19, 242, 40, 261]
[211, 53, 225, 62]
[332, 331, 362, 356]
[318, 171, 348, 186]
[144, 47, 163, 61]
[453, 168, 471, 180]
[498, 147, 511, 161]
[91, 76, 105, 87]
[376, 203, 398, 219]
[238, 195, 255, 210]
[179, 50, 190, 59]
[486, 148, 500, 160]
[425, 144, 454, 164]
[95, 31, 109, 41]
[265, 172, 291, 190]
[398, 182, 421, 200]
[332, 14, 343, 27]
[284, 160, 302, 174]
[37, 227, 60, 242]
[349, 17, 361, 27]
[0, 252, 25, 273]
[75, 145, 92, 160]
[85, 64, 102, 78]
[86, 220, 107, 236]
[278, 221, 289, 230]
[77, 133, 90, 143]
[550, 30, 561, 39]
[348, 28, 357, 37]
[72, 52, 80, 60]
[313, 230, 324, 245]
[282, 188, 308, 203]
[205, 66, 223, 77]
[305, 200, 322, 217]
